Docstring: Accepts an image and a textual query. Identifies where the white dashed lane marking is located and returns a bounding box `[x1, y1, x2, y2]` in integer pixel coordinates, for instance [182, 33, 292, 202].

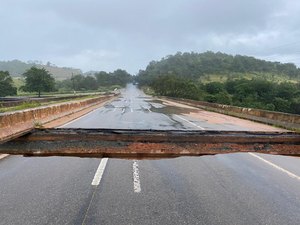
[91, 158, 108, 186]
[0, 154, 9, 160]
[133, 160, 142, 193]
[174, 115, 205, 130]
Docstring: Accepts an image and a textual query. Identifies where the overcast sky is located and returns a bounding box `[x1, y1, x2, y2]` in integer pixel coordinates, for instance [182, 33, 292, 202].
[1, 0, 300, 74]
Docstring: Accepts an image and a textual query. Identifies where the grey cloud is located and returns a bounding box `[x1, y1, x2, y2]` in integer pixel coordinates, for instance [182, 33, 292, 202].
[0, 0, 299, 73]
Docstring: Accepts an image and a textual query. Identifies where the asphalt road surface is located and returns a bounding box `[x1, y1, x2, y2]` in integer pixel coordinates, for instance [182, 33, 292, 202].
[1, 84, 299, 225]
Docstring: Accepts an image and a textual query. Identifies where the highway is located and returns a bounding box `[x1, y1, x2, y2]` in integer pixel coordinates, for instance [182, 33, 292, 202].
[1, 84, 300, 225]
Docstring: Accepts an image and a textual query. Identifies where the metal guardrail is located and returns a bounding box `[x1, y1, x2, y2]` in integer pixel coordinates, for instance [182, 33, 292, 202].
[0, 128, 299, 159]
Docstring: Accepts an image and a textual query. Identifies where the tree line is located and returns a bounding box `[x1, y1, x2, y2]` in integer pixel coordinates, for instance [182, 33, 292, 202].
[137, 51, 300, 86]
[149, 75, 300, 114]
[0, 67, 132, 97]
[136, 51, 300, 114]
[56, 69, 132, 92]
[2, 51, 300, 115]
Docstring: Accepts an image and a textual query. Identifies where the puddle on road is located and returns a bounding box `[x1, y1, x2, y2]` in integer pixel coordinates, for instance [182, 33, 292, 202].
[102, 97, 206, 129]
[104, 103, 115, 108]
[104, 97, 200, 117]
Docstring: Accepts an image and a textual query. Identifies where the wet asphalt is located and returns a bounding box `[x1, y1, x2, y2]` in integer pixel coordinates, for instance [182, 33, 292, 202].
[0, 84, 300, 225]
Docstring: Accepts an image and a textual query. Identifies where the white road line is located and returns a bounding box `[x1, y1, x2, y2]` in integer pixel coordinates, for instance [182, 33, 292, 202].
[91, 158, 108, 186]
[162, 114, 176, 123]
[130, 107, 133, 112]
[148, 108, 151, 112]
[59, 108, 100, 128]
[174, 115, 205, 130]
[0, 154, 9, 160]
[248, 153, 300, 181]
[132, 160, 141, 193]
[122, 108, 125, 114]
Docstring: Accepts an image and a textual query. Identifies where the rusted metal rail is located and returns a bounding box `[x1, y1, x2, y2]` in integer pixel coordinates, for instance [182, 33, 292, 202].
[0, 128, 299, 159]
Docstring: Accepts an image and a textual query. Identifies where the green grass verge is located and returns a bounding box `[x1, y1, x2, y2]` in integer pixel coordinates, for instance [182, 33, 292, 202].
[198, 72, 300, 84]
[0, 95, 100, 113]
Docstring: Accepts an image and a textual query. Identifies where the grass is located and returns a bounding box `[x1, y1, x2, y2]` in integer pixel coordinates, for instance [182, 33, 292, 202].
[16, 85, 120, 97]
[199, 72, 300, 84]
[33, 120, 44, 128]
[0, 102, 42, 113]
[16, 91, 103, 97]
[0, 95, 100, 113]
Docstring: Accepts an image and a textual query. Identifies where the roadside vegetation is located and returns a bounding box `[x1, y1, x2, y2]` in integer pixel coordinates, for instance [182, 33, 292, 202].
[2, 51, 300, 114]
[0, 66, 132, 112]
[0, 95, 101, 113]
[0, 71, 17, 97]
[55, 69, 131, 93]
[137, 51, 300, 114]
[0, 102, 42, 113]
[0, 67, 132, 97]
[21, 67, 56, 97]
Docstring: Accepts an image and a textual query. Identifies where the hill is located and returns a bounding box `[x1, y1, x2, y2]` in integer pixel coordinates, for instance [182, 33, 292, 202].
[137, 51, 300, 85]
[0, 60, 82, 80]
[136, 51, 300, 115]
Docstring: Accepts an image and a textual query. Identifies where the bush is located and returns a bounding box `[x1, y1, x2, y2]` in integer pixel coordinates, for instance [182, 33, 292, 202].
[0, 71, 17, 97]
[273, 97, 291, 112]
[148, 74, 300, 114]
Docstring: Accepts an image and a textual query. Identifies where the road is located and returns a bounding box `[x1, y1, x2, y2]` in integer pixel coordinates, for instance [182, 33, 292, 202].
[1, 84, 300, 225]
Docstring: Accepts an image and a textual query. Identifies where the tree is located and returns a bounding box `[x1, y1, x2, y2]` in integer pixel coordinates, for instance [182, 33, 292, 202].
[22, 67, 55, 97]
[111, 69, 132, 86]
[55, 79, 73, 92]
[82, 76, 98, 90]
[151, 75, 199, 99]
[0, 71, 17, 97]
[137, 51, 300, 83]
[95, 71, 110, 86]
[94, 69, 132, 87]
[205, 82, 224, 94]
[273, 97, 291, 112]
[71, 74, 85, 91]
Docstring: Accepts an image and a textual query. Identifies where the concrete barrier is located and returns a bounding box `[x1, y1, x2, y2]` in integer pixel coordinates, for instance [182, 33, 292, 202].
[0, 95, 117, 143]
[163, 97, 300, 131]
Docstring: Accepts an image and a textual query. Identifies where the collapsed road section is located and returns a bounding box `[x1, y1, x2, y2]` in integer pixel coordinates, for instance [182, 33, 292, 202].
[0, 128, 299, 158]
